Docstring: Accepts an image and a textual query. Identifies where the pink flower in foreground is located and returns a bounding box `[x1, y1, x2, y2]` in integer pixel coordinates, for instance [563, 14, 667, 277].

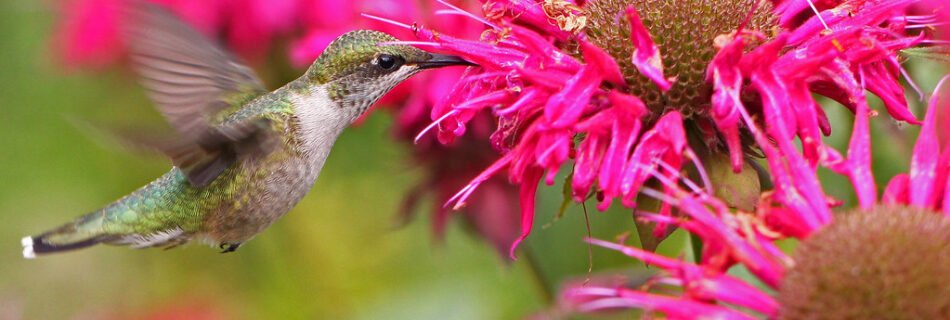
[374, 0, 947, 258]
[559, 78, 950, 319]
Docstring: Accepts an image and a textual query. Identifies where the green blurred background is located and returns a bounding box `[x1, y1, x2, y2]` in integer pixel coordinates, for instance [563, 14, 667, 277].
[1, 1, 946, 319]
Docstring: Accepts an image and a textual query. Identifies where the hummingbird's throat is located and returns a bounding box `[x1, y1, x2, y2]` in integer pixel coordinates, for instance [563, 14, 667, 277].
[324, 66, 419, 123]
[584, 0, 776, 119]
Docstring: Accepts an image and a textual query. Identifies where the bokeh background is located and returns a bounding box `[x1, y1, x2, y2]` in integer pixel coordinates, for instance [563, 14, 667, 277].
[1, 0, 946, 319]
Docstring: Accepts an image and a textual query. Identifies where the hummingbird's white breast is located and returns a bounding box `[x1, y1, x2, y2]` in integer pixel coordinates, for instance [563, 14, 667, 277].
[214, 85, 352, 244]
[264, 85, 349, 209]
[291, 85, 351, 157]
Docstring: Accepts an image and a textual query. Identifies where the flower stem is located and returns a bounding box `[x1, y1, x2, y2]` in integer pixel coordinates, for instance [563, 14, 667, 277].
[690, 232, 704, 263]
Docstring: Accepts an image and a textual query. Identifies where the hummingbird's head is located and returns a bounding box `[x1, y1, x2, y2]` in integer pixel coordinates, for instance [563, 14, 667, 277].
[304, 30, 473, 119]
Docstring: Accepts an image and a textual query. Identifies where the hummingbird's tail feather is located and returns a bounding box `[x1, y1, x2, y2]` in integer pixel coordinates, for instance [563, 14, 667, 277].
[21, 212, 117, 259]
[22, 226, 190, 258]
[22, 233, 108, 259]
[21, 215, 122, 259]
[21, 215, 117, 259]
[22, 206, 194, 259]
[21, 170, 204, 259]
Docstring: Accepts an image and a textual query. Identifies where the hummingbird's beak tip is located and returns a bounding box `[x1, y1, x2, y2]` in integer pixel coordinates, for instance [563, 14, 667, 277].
[418, 53, 476, 69]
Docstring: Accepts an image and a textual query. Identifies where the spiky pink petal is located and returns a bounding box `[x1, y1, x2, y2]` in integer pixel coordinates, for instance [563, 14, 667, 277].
[818, 61, 877, 208]
[586, 238, 780, 315]
[565, 287, 758, 320]
[580, 40, 627, 87]
[619, 112, 686, 207]
[481, 0, 575, 40]
[864, 62, 920, 124]
[575, 91, 647, 204]
[909, 79, 945, 208]
[707, 33, 754, 172]
[883, 173, 910, 205]
[624, 6, 673, 91]
[510, 167, 543, 259]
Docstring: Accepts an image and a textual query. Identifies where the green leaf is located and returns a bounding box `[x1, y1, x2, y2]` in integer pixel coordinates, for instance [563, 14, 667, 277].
[556, 172, 574, 220]
[633, 191, 670, 253]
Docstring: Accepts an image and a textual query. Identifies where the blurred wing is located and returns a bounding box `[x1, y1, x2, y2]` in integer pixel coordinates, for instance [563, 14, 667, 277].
[77, 116, 279, 187]
[123, 3, 275, 186]
[124, 3, 267, 133]
[166, 118, 278, 187]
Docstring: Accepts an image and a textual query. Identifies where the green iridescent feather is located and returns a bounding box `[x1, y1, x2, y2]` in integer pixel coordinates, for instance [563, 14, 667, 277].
[43, 93, 298, 246]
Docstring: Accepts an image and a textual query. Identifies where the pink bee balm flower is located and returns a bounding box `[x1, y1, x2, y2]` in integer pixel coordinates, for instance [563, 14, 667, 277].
[55, 0, 430, 66]
[881, 77, 950, 212]
[559, 78, 950, 319]
[56, 0, 126, 68]
[54, 0, 292, 65]
[371, 0, 947, 258]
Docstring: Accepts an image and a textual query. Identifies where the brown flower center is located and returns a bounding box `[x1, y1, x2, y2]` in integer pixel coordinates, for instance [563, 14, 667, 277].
[778, 206, 950, 319]
[585, 0, 776, 118]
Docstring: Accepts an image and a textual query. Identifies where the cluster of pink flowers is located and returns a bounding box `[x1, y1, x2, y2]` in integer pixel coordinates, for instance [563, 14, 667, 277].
[559, 78, 949, 318]
[58, 0, 432, 67]
[385, 0, 941, 258]
[54, 0, 950, 315]
[369, 0, 949, 316]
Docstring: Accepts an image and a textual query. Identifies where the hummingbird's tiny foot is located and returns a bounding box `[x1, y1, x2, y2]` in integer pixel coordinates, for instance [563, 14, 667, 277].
[219, 243, 241, 253]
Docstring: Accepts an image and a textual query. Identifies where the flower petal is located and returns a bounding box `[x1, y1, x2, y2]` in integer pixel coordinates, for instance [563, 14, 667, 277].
[624, 6, 672, 91]
[509, 166, 543, 259]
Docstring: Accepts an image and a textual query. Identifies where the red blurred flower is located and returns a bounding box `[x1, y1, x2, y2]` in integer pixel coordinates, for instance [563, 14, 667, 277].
[84, 296, 231, 320]
[57, 0, 125, 68]
[55, 0, 427, 67]
[56, 0, 260, 66]
[397, 112, 522, 256]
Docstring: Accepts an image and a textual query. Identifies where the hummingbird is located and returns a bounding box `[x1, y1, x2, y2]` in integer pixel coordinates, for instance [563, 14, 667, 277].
[21, 4, 472, 258]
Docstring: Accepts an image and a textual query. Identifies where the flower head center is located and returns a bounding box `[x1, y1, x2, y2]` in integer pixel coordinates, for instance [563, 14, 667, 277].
[585, 0, 776, 118]
[778, 206, 950, 319]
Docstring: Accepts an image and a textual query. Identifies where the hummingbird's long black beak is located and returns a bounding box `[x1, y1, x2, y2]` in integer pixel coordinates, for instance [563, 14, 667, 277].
[418, 53, 476, 69]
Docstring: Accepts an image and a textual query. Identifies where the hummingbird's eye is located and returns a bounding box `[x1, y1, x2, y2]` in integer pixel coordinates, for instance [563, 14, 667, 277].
[375, 54, 403, 71]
